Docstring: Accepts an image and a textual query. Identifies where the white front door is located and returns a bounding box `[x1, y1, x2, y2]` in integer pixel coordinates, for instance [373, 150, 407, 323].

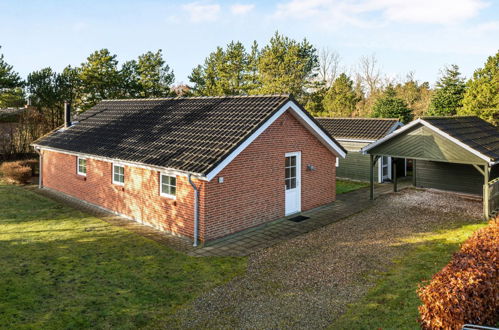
[285, 152, 301, 215]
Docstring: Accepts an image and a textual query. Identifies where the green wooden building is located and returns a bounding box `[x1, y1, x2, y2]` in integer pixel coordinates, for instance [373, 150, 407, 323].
[316, 118, 403, 182]
[362, 116, 499, 218]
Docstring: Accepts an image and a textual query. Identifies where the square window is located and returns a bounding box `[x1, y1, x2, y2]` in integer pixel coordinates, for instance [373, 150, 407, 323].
[77, 157, 87, 176]
[160, 174, 176, 198]
[113, 164, 125, 185]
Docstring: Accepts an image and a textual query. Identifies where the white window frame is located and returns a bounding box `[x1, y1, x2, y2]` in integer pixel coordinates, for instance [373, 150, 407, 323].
[160, 173, 177, 199]
[77, 157, 87, 176]
[112, 163, 125, 186]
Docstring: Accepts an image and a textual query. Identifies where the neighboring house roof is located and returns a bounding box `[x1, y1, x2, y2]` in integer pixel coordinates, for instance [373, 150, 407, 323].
[315, 117, 401, 141]
[363, 116, 499, 165]
[0, 108, 24, 123]
[33, 95, 346, 180]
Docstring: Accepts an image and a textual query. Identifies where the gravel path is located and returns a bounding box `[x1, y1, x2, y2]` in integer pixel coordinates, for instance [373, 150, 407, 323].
[170, 189, 482, 329]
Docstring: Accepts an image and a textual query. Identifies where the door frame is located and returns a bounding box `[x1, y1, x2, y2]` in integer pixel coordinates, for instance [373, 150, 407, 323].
[285, 151, 301, 216]
[378, 155, 392, 182]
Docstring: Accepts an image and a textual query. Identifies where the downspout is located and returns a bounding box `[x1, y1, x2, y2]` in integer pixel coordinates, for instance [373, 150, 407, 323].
[35, 148, 42, 188]
[188, 174, 200, 247]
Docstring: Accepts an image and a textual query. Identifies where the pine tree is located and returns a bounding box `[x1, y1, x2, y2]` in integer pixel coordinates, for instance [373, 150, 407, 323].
[0, 46, 24, 108]
[372, 85, 413, 123]
[322, 73, 360, 117]
[427, 65, 466, 116]
[458, 51, 499, 125]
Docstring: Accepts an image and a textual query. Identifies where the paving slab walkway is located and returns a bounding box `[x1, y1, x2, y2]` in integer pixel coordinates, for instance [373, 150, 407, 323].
[30, 180, 410, 257]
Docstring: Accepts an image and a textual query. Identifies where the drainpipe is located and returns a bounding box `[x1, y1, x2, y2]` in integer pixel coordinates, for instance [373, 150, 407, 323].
[188, 174, 200, 247]
[35, 148, 42, 188]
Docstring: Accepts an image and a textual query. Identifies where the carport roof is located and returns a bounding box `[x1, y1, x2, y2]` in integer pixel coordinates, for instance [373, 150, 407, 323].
[363, 116, 499, 165]
[315, 117, 401, 141]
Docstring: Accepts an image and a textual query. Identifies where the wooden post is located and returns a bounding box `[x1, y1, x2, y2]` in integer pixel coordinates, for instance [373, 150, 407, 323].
[393, 158, 398, 192]
[484, 165, 490, 219]
[370, 154, 374, 200]
[412, 159, 417, 187]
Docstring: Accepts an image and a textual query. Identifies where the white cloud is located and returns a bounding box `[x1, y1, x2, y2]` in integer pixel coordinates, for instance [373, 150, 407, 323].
[182, 2, 221, 23]
[230, 3, 255, 15]
[274, 0, 488, 26]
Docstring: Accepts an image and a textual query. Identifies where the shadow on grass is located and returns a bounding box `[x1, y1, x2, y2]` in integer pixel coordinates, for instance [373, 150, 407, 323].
[0, 183, 246, 329]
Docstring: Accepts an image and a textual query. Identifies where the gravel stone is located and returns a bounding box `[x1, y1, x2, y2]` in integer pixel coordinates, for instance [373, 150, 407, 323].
[171, 189, 482, 329]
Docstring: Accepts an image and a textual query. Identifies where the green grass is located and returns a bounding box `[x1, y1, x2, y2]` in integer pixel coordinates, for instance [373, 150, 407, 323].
[331, 221, 486, 330]
[0, 182, 246, 329]
[336, 179, 369, 194]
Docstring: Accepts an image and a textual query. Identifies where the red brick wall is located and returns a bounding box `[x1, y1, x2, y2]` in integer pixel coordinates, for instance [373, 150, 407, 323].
[203, 110, 336, 240]
[41, 109, 336, 242]
[41, 150, 206, 239]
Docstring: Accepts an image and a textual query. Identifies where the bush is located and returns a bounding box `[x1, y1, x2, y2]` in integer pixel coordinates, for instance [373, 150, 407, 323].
[22, 159, 39, 176]
[417, 219, 499, 329]
[0, 161, 32, 184]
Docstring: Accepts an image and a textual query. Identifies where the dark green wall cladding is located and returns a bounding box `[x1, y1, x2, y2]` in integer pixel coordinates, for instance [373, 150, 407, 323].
[337, 151, 378, 182]
[370, 125, 486, 165]
[416, 160, 485, 195]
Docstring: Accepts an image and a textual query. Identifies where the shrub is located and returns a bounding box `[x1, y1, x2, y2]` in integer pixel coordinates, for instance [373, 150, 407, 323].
[21, 159, 39, 176]
[0, 161, 32, 184]
[417, 219, 499, 329]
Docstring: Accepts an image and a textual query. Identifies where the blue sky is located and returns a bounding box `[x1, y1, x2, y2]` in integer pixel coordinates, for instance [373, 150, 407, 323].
[1, 0, 498, 85]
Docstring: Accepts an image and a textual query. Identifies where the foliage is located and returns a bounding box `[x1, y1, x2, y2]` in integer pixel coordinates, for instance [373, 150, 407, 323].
[0, 46, 24, 108]
[418, 219, 499, 329]
[321, 73, 360, 117]
[394, 74, 432, 117]
[372, 85, 413, 123]
[427, 65, 466, 117]
[0, 161, 32, 183]
[189, 41, 253, 96]
[78, 49, 122, 110]
[132, 50, 175, 98]
[0, 182, 246, 328]
[458, 51, 499, 125]
[336, 179, 368, 194]
[256, 32, 318, 100]
[332, 221, 486, 329]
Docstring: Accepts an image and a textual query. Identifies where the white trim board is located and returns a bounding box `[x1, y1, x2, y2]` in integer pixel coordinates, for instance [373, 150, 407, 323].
[361, 118, 494, 165]
[204, 100, 347, 181]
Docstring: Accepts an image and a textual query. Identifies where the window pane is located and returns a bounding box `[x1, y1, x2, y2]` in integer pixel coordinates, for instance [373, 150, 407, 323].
[169, 176, 176, 186]
[285, 179, 291, 190]
[170, 186, 176, 196]
[285, 168, 291, 179]
[290, 167, 296, 178]
[290, 156, 296, 166]
[290, 178, 296, 189]
[285, 157, 290, 167]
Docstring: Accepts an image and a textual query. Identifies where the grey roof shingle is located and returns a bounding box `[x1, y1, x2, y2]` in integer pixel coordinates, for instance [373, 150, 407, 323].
[315, 117, 400, 140]
[34, 95, 344, 175]
[422, 116, 499, 162]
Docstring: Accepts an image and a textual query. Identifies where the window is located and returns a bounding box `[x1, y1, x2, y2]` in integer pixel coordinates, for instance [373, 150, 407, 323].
[160, 174, 176, 198]
[285, 155, 297, 190]
[77, 157, 87, 176]
[113, 164, 125, 185]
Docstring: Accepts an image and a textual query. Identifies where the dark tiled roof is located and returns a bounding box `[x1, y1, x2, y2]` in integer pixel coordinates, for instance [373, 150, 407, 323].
[315, 117, 400, 140]
[422, 116, 499, 162]
[34, 95, 337, 175]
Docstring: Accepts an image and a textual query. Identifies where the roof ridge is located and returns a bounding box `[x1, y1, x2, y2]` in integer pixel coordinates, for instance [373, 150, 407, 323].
[101, 94, 291, 102]
[315, 117, 399, 121]
[420, 115, 480, 120]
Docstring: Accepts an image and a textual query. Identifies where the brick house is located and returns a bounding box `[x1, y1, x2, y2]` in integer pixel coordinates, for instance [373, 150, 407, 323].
[32, 95, 346, 244]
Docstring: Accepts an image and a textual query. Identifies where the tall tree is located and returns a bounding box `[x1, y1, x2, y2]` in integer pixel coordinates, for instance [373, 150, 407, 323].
[322, 73, 360, 117]
[0, 46, 24, 108]
[256, 32, 318, 100]
[189, 42, 251, 96]
[135, 50, 174, 98]
[394, 73, 432, 117]
[372, 85, 413, 123]
[78, 49, 121, 110]
[427, 65, 466, 116]
[458, 51, 499, 125]
[26, 68, 60, 128]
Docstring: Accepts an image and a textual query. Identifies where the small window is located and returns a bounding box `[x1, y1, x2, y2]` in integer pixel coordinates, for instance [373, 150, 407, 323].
[77, 157, 87, 176]
[160, 174, 176, 198]
[113, 164, 125, 185]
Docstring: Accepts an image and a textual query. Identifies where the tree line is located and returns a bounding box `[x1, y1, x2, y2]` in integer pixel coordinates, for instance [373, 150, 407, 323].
[0, 32, 497, 137]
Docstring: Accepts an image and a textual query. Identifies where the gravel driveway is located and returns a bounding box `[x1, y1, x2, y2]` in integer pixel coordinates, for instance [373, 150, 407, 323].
[170, 189, 482, 329]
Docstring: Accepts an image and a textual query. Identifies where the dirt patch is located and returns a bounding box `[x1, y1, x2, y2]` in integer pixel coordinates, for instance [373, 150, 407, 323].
[171, 189, 482, 329]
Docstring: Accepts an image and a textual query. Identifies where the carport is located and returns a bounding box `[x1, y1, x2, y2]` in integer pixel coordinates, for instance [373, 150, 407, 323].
[362, 116, 499, 219]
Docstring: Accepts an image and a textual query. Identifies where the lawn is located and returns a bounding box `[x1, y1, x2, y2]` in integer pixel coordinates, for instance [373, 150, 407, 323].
[331, 220, 486, 329]
[0, 182, 246, 329]
[336, 179, 369, 194]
